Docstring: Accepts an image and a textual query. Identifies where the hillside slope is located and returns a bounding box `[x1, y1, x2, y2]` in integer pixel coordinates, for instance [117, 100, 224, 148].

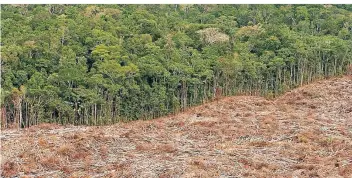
[1, 76, 352, 177]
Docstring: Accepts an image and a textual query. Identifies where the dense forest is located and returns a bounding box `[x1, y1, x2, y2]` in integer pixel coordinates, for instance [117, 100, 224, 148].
[1, 4, 352, 128]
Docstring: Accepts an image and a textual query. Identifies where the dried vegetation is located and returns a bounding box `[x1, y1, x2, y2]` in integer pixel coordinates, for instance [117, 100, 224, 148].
[1, 76, 352, 177]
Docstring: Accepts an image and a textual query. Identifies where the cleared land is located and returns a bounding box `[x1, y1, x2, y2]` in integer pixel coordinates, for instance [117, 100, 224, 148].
[1, 76, 352, 177]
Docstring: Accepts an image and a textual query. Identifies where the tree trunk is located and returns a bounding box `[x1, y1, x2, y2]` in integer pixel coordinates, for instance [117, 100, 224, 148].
[19, 102, 22, 129]
[1, 107, 7, 128]
[94, 103, 97, 125]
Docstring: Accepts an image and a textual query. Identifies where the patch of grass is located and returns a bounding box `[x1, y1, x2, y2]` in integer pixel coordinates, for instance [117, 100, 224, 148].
[38, 137, 48, 148]
[135, 143, 153, 152]
[292, 163, 315, 171]
[192, 121, 217, 127]
[40, 156, 60, 169]
[1, 161, 17, 177]
[157, 144, 177, 153]
[22, 160, 38, 174]
[57, 144, 74, 156]
[100, 145, 108, 159]
[60, 166, 74, 174]
[72, 151, 91, 160]
[190, 158, 208, 170]
[249, 140, 271, 147]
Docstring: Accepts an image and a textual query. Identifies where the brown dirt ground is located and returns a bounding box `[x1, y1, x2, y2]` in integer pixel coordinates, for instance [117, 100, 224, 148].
[1, 76, 352, 178]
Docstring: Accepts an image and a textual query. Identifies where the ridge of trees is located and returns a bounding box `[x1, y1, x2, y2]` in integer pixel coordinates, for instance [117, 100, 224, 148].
[1, 4, 352, 128]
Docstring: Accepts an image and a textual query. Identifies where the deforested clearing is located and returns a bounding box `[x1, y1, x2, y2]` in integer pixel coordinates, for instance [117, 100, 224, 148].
[1, 76, 352, 177]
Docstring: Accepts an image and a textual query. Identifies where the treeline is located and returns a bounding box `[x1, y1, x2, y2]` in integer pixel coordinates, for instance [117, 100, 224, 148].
[1, 5, 352, 128]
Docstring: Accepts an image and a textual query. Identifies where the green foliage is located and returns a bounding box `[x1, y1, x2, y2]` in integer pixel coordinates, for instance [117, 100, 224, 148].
[2, 5, 352, 127]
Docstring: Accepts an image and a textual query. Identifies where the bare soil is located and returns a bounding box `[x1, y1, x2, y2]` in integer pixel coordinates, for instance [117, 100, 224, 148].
[1, 76, 352, 178]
